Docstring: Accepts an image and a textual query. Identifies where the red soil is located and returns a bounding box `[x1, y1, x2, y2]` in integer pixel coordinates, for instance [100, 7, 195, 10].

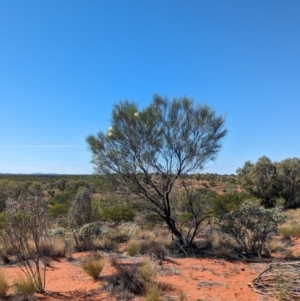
[3, 239, 300, 301]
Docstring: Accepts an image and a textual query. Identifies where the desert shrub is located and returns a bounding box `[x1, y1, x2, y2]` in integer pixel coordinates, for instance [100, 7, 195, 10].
[210, 232, 239, 259]
[139, 238, 170, 258]
[4, 193, 51, 293]
[13, 278, 36, 296]
[39, 237, 68, 259]
[101, 204, 135, 225]
[109, 231, 130, 243]
[217, 200, 286, 257]
[49, 203, 70, 217]
[96, 236, 119, 252]
[0, 273, 9, 297]
[82, 253, 105, 280]
[73, 222, 102, 251]
[68, 188, 93, 248]
[50, 227, 65, 236]
[126, 240, 140, 256]
[211, 191, 252, 216]
[49, 192, 75, 205]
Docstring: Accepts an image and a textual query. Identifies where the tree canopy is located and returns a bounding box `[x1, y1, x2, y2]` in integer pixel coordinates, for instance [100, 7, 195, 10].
[87, 95, 227, 249]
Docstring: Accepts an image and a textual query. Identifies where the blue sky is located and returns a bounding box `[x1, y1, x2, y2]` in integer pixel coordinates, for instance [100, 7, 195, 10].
[1, 0, 300, 174]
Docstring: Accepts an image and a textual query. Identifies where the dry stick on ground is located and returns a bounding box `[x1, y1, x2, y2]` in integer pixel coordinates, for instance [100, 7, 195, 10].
[252, 261, 300, 301]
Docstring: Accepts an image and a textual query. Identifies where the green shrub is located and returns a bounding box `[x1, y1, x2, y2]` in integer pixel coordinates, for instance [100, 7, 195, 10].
[0, 273, 9, 297]
[13, 278, 36, 296]
[49, 203, 70, 217]
[101, 204, 135, 224]
[212, 191, 251, 216]
[50, 192, 75, 204]
[82, 253, 104, 280]
[217, 200, 286, 257]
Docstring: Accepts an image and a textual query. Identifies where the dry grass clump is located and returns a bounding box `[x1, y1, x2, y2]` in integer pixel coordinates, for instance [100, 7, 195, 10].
[280, 224, 300, 239]
[95, 236, 119, 252]
[0, 273, 9, 298]
[39, 237, 69, 259]
[126, 239, 140, 256]
[280, 209, 300, 238]
[13, 278, 36, 296]
[210, 232, 239, 259]
[82, 253, 105, 280]
[144, 282, 163, 301]
[106, 258, 160, 300]
[136, 228, 172, 258]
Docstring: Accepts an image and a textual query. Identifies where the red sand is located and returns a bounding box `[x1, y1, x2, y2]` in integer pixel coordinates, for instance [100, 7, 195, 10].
[2, 239, 300, 301]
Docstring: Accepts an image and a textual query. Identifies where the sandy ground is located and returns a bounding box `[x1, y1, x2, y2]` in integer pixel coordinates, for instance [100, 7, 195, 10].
[2, 239, 300, 301]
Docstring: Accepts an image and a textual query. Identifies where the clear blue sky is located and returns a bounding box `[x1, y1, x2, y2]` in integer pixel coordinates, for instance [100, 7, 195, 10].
[1, 0, 300, 174]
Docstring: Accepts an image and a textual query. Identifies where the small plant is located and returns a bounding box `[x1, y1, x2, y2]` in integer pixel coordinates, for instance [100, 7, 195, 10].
[82, 253, 104, 280]
[105, 260, 158, 299]
[179, 291, 187, 300]
[0, 273, 9, 297]
[126, 240, 140, 256]
[13, 278, 36, 296]
[144, 282, 162, 301]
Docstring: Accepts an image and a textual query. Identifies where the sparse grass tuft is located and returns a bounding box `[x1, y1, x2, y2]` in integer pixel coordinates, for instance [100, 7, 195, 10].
[144, 282, 163, 301]
[82, 253, 104, 280]
[0, 273, 9, 297]
[126, 239, 140, 256]
[13, 278, 36, 296]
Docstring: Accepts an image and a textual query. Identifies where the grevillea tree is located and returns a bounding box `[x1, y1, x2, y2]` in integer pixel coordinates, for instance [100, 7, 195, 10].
[87, 95, 227, 250]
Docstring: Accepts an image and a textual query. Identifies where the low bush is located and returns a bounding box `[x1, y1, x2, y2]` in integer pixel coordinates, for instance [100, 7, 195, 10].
[0, 273, 9, 297]
[82, 253, 104, 280]
[49, 203, 70, 217]
[211, 191, 251, 216]
[13, 278, 36, 296]
[217, 200, 286, 257]
[139, 238, 169, 258]
[210, 232, 239, 259]
[101, 204, 135, 225]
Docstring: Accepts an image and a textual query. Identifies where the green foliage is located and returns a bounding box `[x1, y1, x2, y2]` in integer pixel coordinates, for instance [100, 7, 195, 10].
[237, 156, 300, 209]
[49, 202, 70, 217]
[101, 204, 135, 224]
[0, 273, 9, 297]
[87, 95, 227, 249]
[276, 158, 300, 209]
[13, 278, 36, 296]
[217, 200, 286, 257]
[50, 192, 75, 204]
[237, 156, 280, 207]
[212, 191, 252, 216]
